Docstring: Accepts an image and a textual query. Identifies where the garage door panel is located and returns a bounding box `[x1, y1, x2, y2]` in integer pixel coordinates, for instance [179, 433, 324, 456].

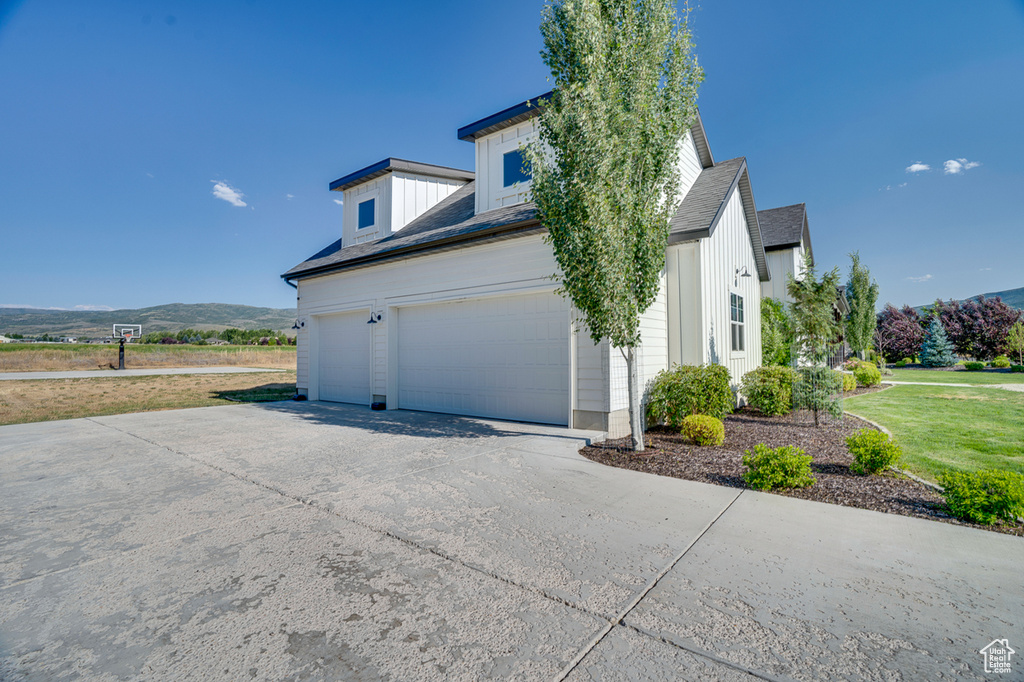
[398, 293, 569, 425]
[318, 311, 371, 405]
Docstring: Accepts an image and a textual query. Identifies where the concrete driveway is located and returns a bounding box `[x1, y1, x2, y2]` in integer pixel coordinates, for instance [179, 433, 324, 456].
[1, 403, 1020, 680]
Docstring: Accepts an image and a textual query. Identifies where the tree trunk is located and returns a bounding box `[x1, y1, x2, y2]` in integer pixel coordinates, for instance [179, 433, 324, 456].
[625, 346, 645, 452]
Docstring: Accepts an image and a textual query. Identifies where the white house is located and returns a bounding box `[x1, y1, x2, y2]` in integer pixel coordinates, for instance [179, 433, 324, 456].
[282, 95, 771, 437]
[757, 203, 812, 303]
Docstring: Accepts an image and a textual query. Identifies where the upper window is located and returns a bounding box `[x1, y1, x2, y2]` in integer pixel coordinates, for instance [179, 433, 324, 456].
[357, 198, 375, 229]
[502, 149, 531, 187]
[730, 293, 745, 353]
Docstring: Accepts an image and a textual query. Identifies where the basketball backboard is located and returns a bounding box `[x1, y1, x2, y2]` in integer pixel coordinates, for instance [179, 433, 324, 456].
[113, 324, 142, 341]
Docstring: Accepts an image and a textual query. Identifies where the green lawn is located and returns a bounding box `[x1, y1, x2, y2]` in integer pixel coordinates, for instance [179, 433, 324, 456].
[886, 368, 1024, 385]
[845, 384, 1024, 482]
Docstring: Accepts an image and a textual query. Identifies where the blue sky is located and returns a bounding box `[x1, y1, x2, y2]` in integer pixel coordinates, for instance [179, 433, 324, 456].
[1, 0, 1022, 312]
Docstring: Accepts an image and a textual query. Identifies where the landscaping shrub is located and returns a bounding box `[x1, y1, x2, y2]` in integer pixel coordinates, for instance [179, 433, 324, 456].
[853, 362, 881, 387]
[894, 359, 907, 368]
[681, 414, 725, 446]
[902, 357, 915, 364]
[845, 429, 902, 475]
[646, 364, 733, 428]
[919, 315, 957, 367]
[991, 355, 1011, 368]
[742, 444, 815, 491]
[938, 470, 1024, 525]
[740, 366, 797, 416]
[1011, 365, 1024, 373]
[963, 361, 985, 371]
[792, 366, 843, 426]
[841, 373, 857, 392]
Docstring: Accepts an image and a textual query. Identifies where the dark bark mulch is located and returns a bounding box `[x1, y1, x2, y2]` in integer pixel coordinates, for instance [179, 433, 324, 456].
[581, 404, 1024, 536]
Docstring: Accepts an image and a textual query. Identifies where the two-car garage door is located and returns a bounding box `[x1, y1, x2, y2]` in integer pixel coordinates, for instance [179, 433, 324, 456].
[316, 292, 569, 425]
[397, 293, 569, 425]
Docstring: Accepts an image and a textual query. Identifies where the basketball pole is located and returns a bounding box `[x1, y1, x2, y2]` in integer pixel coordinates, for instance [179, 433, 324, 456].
[118, 337, 125, 370]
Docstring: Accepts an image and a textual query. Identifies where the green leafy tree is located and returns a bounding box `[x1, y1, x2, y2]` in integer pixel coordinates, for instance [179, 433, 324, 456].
[787, 254, 842, 426]
[844, 251, 878, 357]
[528, 0, 702, 451]
[919, 315, 957, 367]
[787, 253, 841, 367]
[760, 297, 791, 366]
[1006, 320, 1024, 365]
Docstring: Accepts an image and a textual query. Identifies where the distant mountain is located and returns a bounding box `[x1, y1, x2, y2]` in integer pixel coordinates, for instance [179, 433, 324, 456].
[0, 303, 297, 338]
[913, 286, 1024, 314]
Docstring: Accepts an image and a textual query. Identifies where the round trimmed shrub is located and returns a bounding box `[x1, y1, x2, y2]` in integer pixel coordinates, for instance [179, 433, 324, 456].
[845, 429, 901, 474]
[742, 444, 815, 491]
[841, 373, 857, 392]
[991, 355, 1011, 369]
[646, 363, 733, 428]
[681, 414, 725, 446]
[740, 366, 798, 416]
[893, 359, 907, 368]
[853, 362, 881, 387]
[938, 470, 1024, 525]
[963, 361, 985, 371]
[1011, 364, 1024, 373]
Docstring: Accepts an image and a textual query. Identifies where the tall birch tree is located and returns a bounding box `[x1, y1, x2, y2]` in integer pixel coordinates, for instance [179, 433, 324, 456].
[527, 0, 702, 451]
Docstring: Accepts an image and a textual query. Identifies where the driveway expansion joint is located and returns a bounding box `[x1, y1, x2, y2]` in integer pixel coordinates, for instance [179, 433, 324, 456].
[554, 489, 747, 681]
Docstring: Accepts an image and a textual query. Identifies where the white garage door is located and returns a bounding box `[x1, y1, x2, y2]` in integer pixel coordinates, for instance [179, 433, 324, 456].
[397, 292, 569, 425]
[318, 311, 371, 405]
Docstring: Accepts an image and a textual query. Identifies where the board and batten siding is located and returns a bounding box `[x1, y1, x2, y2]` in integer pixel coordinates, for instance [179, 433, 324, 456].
[761, 245, 805, 302]
[474, 120, 537, 214]
[390, 172, 465, 233]
[666, 189, 762, 389]
[342, 176, 390, 246]
[676, 129, 704, 201]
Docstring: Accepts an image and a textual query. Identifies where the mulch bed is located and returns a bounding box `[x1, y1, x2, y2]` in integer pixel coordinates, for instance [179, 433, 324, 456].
[580, 397, 1024, 536]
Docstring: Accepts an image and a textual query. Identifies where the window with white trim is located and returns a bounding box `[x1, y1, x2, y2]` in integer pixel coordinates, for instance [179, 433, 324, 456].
[502, 148, 531, 187]
[730, 293, 745, 353]
[357, 197, 375, 230]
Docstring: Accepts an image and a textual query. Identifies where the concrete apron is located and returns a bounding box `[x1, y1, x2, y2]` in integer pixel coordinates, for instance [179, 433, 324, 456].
[0, 402, 1020, 681]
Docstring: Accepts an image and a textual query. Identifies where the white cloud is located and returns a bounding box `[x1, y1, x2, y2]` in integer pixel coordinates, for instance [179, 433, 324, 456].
[333, 199, 344, 205]
[211, 181, 247, 207]
[898, 182, 907, 188]
[944, 158, 981, 175]
[145, 172, 154, 178]
[905, 162, 930, 173]
[73, 304, 115, 311]
[980, 267, 993, 272]
[906, 274, 933, 283]
[0, 304, 115, 311]
[286, 194, 294, 200]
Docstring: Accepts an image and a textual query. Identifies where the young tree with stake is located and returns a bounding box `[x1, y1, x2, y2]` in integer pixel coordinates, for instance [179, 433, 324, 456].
[528, 0, 702, 451]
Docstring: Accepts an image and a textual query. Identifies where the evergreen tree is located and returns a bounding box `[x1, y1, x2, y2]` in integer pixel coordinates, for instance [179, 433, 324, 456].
[919, 316, 956, 367]
[844, 251, 879, 357]
[528, 0, 702, 451]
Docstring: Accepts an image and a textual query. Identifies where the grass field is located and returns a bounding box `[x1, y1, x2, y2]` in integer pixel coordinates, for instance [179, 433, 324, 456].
[886, 368, 1024, 385]
[0, 371, 297, 426]
[0, 343, 296, 372]
[845, 384, 1024, 482]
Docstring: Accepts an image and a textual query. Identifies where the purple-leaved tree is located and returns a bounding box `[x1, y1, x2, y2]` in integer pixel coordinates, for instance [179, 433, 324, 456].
[875, 304, 925, 361]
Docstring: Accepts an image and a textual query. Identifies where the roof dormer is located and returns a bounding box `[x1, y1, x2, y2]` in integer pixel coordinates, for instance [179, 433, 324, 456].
[330, 158, 474, 248]
[458, 94, 549, 215]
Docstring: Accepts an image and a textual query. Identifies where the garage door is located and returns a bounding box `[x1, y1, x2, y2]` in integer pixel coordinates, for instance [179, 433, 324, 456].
[318, 311, 371, 404]
[397, 292, 569, 425]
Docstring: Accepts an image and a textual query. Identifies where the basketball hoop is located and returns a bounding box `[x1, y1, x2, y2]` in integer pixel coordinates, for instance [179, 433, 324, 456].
[112, 324, 142, 370]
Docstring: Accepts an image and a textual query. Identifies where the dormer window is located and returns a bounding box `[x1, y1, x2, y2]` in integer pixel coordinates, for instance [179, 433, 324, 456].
[357, 197, 376, 230]
[503, 149, 531, 187]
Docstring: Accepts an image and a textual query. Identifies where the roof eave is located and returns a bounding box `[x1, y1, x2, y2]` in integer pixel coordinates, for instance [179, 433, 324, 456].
[457, 92, 552, 142]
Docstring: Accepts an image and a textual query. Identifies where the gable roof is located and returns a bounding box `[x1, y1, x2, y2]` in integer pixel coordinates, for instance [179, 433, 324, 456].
[757, 203, 814, 261]
[667, 157, 770, 281]
[282, 182, 543, 280]
[328, 158, 474, 193]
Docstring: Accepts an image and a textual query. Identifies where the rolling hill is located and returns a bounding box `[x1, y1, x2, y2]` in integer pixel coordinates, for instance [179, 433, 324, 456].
[0, 303, 297, 338]
[914, 286, 1024, 313]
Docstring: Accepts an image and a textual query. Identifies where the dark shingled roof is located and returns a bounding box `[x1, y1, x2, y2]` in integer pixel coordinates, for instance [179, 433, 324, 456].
[284, 150, 764, 282]
[282, 182, 542, 279]
[757, 203, 813, 260]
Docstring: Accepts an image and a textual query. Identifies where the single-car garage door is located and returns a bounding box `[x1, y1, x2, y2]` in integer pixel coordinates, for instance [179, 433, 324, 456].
[318, 310, 371, 404]
[397, 292, 569, 425]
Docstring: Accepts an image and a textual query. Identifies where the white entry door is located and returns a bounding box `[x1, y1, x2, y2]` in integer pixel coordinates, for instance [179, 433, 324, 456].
[397, 292, 569, 425]
[317, 311, 371, 404]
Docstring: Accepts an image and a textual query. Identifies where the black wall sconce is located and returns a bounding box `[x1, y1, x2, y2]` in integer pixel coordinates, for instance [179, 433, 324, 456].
[734, 266, 752, 287]
[291, 319, 305, 330]
[367, 312, 382, 324]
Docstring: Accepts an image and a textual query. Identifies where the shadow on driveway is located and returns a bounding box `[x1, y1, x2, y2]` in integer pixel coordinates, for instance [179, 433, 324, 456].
[256, 399, 600, 445]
